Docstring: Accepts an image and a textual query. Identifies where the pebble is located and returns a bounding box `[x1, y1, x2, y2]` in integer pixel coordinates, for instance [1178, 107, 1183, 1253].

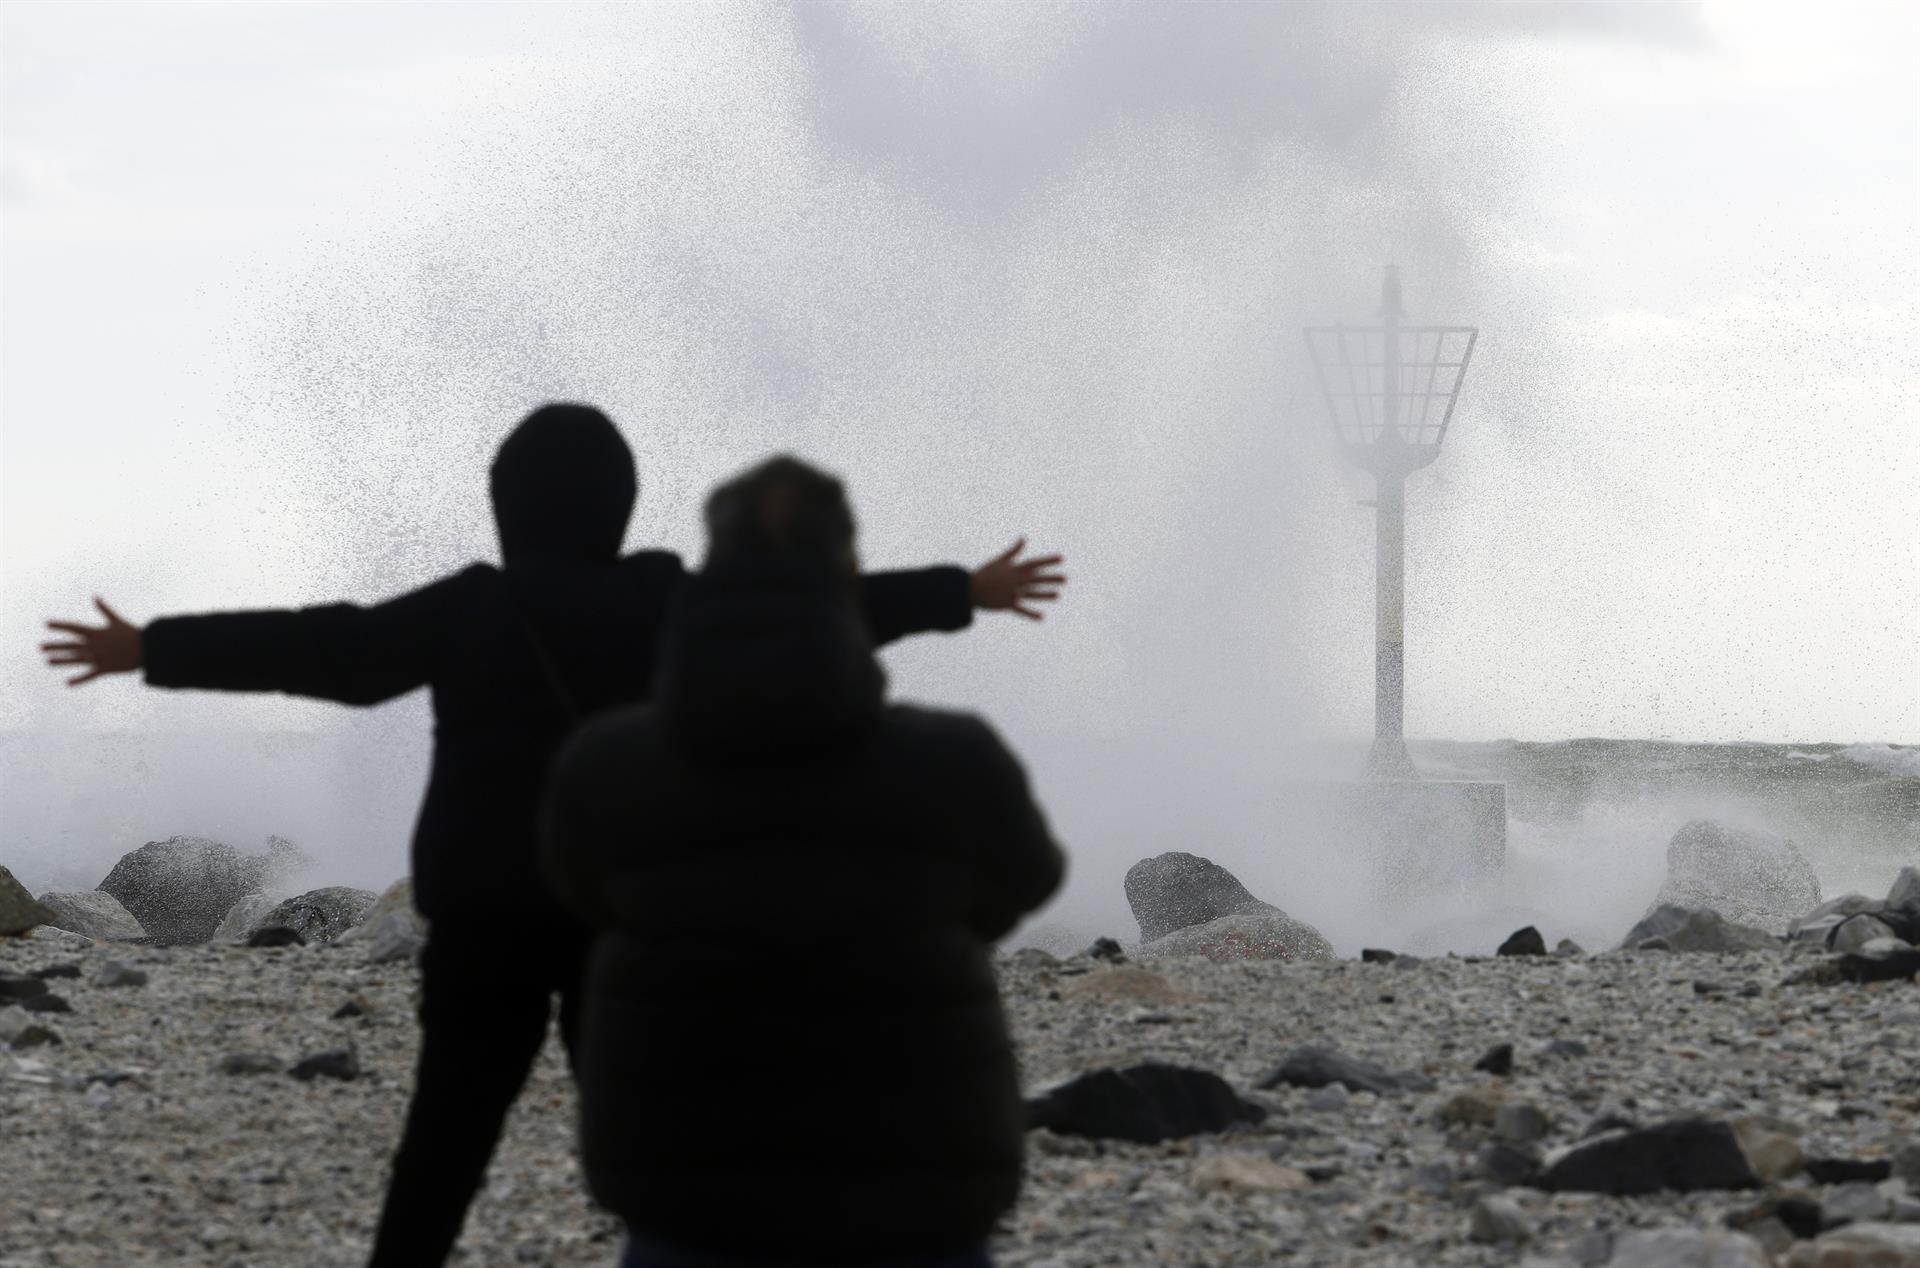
[216, 1051, 282, 1076]
[1469, 1193, 1533, 1244]
[1189, 1152, 1311, 1194]
[1605, 1227, 1772, 1267]
[1495, 1100, 1552, 1145]
[1822, 1182, 1893, 1227]
[289, 1048, 360, 1082]
[4, 923, 1918, 1265]
[1784, 1222, 1920, 1266]
[1474, 1042, 1515, 1075]
[96, 960, 150, 988]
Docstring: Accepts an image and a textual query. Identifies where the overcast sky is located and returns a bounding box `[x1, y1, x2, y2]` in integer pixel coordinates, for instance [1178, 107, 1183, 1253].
[3, 0, 1914, 760]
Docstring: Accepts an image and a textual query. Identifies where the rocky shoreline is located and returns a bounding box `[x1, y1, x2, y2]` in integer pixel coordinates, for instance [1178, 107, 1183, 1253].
[3, 924, 1917, 1267]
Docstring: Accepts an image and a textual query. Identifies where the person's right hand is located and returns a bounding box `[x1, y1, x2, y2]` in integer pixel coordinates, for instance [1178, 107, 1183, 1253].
[42, 598, 143, 686]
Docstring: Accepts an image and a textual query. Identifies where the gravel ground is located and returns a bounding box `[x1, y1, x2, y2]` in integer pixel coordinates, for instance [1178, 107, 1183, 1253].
[3, 934, 1917, 1268]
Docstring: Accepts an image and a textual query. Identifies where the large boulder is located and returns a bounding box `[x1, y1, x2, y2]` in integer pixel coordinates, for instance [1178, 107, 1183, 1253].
[333, 878, 428, 963]
[98, 836, 300, 946]
[1620, 905, 1779, 954]
[1787, 893, 1886, 946]
[36, 890, 145, 941]
[1141, 913, 1335, 962]
[1, 865, 56, 936]
[1653, 820, 1820, 934]
[251, 887, 378, 946]
[1125, 851, 1317, 941]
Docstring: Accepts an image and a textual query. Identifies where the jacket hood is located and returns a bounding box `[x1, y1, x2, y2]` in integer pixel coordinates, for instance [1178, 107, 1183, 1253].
[653, 565, 885, 762]
[490, 404, 636, 563]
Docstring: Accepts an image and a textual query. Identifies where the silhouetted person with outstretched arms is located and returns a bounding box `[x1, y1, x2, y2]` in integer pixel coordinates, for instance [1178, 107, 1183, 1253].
[40, 404, 1066, 1267]
[541, 456, 1065, 1268]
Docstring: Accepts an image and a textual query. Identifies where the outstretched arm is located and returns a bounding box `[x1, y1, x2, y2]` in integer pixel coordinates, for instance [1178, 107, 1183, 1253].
[860, 539, 1067, 646]
[42, 570, 474, 705]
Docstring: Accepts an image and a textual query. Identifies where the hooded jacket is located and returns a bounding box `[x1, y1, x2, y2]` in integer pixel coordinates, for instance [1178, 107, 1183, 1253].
[140, 409, 973, 924]
[539, 568, 1064, 1261]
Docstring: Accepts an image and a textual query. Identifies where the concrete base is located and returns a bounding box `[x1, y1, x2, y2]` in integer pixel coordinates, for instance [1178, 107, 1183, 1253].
[1298, 779, 1507, 900]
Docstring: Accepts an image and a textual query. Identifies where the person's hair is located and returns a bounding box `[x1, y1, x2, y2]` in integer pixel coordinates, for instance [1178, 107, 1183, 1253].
[702, 455, 857, 580]
[489, 403, 636, 562]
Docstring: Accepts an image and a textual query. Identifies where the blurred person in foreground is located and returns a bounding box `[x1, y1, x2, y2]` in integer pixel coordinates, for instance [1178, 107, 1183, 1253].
[40, 405, 1066, 1267]
[540, 455, 1066, 1268]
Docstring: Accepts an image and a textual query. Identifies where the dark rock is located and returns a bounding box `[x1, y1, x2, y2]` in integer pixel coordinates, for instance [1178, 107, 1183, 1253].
[330, 998, 370, 1020]
[1805, 1157, 1893, 1184]
[1391, 954, 1425, 970]
[289, 1048, 360, 1082]
[1256, 1044, 1434, 1096]
[1124, 851, 1285, 943]
[30, 964, 81, 980]
[216, 1052, 282, 1076]
[6, 1023, 61, 1049]
[0, 969, 50, 1002]
[251, 887, 379, 946]
[1727, 1196, 1823, 1241]
[1694, 979, 1728, 996]
[0, 865, 57, 936]
[1025, 1063, 1266, 1143]
[1361, 948, 1397, 964]
[78, 1070, 141, 1089]
[1546, 1039, 1590, 1059]
[1620, 904, 1779, 954]
[1497, 926, 1547, 957]
[1655, 819, 1821, 933]
[0, 1009, 62, 1048]
[1836, 947, 1920, 983]
[1473, 1043, 1515, 1075]
[20, 993, 71, 1014]
[1475, 1141, 1542, 1185]
[35, 890, 145, 941]
[1537, 1118, 1760, 1194]
[95, 960, 149, 988]
[1083, 937, 1126, 963]
[1141, 912, 1334, 963]
[247, 926, 306, 948]
[98, 836, 303, 946]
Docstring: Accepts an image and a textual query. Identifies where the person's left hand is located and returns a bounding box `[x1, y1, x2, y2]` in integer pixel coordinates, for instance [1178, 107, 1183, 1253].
[42, 598, 143, 685]
[971, 539, 1067, 620]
